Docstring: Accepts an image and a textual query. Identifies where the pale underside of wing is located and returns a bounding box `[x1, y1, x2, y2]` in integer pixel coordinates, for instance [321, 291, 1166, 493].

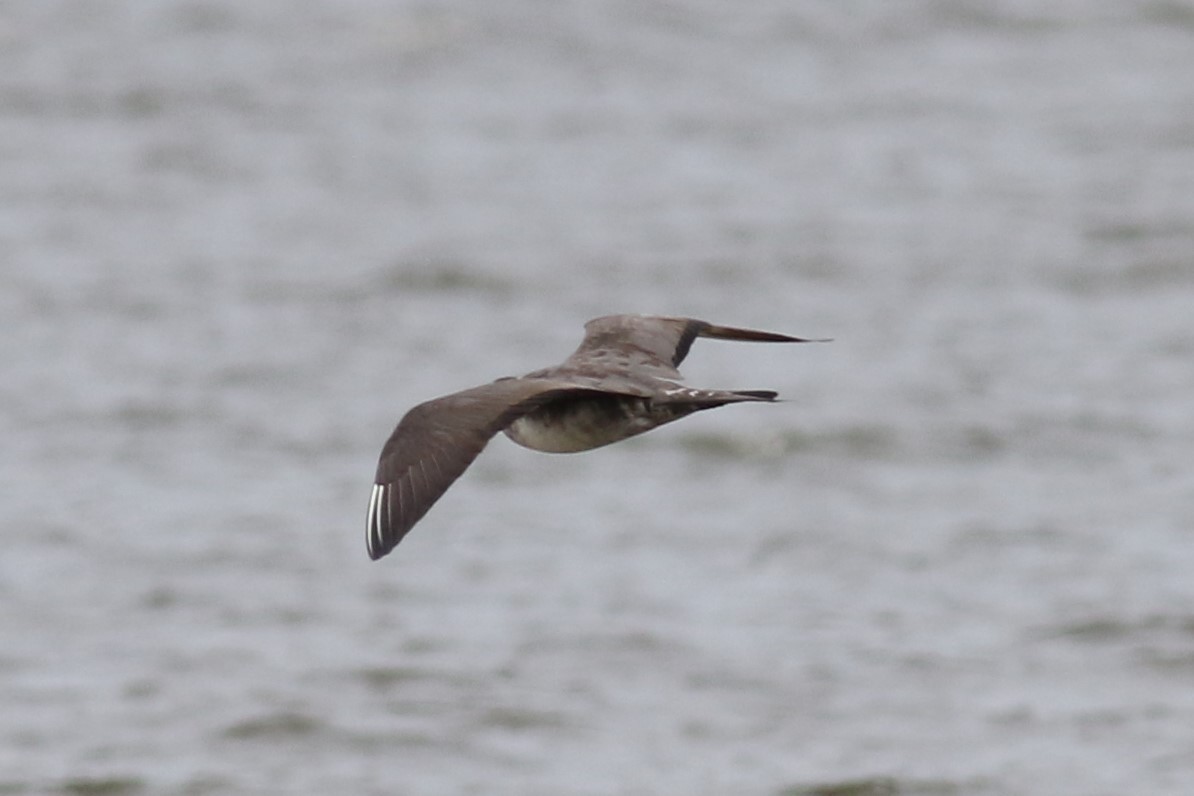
[366, 378, 626, 560]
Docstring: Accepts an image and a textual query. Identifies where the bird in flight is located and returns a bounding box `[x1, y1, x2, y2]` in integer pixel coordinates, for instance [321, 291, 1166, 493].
[366, 314, 826, 560]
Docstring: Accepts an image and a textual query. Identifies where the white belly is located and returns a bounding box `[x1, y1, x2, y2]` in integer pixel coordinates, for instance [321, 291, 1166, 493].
[503, 396, 662, 453]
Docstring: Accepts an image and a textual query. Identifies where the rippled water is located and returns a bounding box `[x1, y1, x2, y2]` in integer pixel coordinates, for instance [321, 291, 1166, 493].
[4, 2, 1194, 794]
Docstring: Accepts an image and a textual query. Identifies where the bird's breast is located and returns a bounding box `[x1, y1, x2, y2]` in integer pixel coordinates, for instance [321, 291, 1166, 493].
[503, 394, 674, 453]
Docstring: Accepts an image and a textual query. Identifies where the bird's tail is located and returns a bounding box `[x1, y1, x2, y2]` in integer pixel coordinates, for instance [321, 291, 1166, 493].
[653, 387, 779, 407]
[729, 389, 779, 401]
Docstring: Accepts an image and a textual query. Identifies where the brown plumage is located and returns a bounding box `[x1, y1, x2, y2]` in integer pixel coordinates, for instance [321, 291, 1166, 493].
[366, 315, 827, 560]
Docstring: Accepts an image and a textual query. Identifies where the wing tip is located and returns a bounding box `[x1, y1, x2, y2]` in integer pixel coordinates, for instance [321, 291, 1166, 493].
[366, 482, 392, 561]
[701, 323, 832, 344]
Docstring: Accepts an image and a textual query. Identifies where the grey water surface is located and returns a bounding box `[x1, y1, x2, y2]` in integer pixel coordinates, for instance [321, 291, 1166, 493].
[3, 2, 1194, 794]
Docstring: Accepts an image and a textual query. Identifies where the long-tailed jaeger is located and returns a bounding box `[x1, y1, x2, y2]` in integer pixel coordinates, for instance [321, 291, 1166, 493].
[366, 314, 826, 560]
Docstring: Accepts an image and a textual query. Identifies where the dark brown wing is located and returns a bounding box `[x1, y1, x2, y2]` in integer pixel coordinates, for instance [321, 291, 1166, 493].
[561, 315, 824, 380]
[367, 379, 602, 560]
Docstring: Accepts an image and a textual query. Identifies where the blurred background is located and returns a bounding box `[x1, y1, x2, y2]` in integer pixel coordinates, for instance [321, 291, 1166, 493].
[3, 1, 1193, 794]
